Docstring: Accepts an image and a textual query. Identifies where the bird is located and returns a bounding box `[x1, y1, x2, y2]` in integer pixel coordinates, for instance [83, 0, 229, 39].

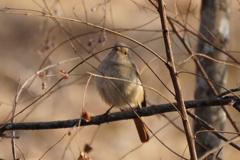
[95, 42, 149, 143]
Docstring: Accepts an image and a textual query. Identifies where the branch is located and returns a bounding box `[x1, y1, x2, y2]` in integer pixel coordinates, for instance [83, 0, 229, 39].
[156, 0, 197, 159]
[0, 97, 238, 132]
[187, 111, 240, 151]
[1, 97, 239, 151]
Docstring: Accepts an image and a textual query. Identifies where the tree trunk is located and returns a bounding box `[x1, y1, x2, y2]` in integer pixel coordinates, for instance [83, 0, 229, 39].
[194, 0, 230, 159]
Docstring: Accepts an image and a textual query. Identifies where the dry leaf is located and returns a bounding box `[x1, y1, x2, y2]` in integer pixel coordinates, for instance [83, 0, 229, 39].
[81, 110, 91, 122]
[58, 70, 69, 79]
[78, 151, 91, 160]
[39, 71, 46, 79]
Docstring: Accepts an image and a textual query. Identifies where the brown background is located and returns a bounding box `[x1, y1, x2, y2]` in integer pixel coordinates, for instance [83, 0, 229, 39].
[0, 0, 239, 159]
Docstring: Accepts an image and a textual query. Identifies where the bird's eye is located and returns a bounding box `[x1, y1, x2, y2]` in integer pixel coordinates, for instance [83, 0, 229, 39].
[124, 48, 129, 55]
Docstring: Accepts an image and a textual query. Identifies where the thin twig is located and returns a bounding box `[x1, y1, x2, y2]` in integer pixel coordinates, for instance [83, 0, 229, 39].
[39, 134, 67, 160]
[0, 8, 167, 64]
[187, 111, 240, 151]
[198, 136, 240, 160]
[169, 19, 240, 133]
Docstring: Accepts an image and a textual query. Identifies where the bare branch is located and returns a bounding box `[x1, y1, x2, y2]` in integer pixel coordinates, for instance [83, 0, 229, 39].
[155, 0, 197, 159]
[0, 96, 238, 132]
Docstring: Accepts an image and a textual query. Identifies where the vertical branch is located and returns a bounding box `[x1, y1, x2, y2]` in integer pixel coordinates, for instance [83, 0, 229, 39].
[156, 0, 197, 159]
[11, 81, 21, 160]
[194, 0, 230, 159]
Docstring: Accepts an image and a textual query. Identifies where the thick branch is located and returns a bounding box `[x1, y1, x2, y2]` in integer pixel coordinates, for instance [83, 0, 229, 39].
[0, 97, 238, 132]
[194, 1, 231, 159]
[1, 97, 239, 151]
[156, 0, 197, 159]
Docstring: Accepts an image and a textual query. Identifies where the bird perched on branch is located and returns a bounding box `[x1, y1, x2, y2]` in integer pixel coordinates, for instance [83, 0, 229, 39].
[95, 42, 149, 143]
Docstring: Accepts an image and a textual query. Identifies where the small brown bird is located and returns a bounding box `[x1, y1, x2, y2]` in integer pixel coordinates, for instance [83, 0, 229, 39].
[95, 42, 149, 143]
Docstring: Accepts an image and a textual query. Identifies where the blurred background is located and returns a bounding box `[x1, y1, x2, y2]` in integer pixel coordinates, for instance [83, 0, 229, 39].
[0, 0, 239, 159]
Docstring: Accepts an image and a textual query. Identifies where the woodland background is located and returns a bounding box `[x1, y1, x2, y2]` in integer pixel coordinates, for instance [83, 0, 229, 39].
[0, 0, 239, 159]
